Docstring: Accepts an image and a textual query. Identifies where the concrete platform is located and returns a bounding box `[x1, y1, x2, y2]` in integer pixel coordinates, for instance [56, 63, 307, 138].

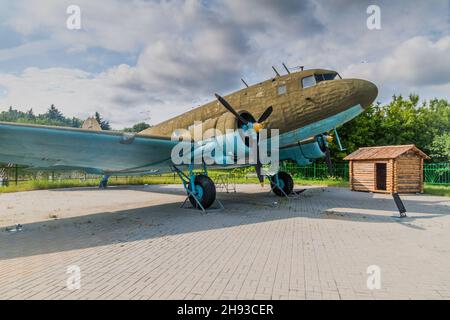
[0, 184, 449, 300]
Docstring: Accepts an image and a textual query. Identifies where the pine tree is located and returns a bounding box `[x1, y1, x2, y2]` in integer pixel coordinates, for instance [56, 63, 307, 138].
[94, 112, 111, 130]
[26, 109, 35, 120]
[45, 104, 64, 121]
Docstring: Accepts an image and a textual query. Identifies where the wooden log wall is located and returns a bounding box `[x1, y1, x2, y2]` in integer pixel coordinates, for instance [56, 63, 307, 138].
[394, 152, 422, 193]
[350, 160, 393, 193]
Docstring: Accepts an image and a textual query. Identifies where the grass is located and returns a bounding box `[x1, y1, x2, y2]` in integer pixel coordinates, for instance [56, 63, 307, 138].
[423, 184, 450, 197]
[0, 176, 175, 193]
[0, 174, 448, 197]
[0, 175, 350, 193]
[292, 177, 350, 188]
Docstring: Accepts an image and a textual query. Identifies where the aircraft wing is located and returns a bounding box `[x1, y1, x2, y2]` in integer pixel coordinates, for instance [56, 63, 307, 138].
[0, 122, 179, 175]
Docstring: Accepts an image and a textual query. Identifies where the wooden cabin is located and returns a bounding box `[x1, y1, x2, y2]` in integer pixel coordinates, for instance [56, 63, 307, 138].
[344, 145, 429, 194]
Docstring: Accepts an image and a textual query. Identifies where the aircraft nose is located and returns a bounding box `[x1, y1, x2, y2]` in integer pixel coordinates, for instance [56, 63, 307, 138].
[355, 79, 378, 109]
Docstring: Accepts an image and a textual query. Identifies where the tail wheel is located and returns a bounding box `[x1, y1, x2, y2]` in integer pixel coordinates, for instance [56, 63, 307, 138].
[188, 175, 216, 209]
[270, 172, 294, 197]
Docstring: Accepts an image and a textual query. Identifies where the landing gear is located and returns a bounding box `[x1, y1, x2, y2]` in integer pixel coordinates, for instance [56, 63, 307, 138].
[99, 175, 109, 189]
[270, 171, 294, 197]
[173, 165, 221, 212]
[188, 174, 217, 209]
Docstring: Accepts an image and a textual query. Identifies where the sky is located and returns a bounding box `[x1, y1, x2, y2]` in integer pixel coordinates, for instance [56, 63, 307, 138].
[0, 0, 449, 128]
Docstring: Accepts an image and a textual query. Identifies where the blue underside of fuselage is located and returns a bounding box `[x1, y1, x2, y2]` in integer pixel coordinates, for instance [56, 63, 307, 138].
[278, 104, 363, 146]
[275, 104, 364, 166]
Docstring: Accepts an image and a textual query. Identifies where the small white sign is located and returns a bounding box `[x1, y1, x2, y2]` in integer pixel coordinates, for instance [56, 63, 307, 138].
[66, 265, 81, 290]
[366, 265, 381, 290]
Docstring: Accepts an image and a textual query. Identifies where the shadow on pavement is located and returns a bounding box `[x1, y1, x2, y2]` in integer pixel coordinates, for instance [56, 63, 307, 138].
[1, 185, 448, 260]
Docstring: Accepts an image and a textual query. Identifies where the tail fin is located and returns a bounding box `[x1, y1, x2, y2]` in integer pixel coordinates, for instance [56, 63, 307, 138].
[82, 117, 102, 131]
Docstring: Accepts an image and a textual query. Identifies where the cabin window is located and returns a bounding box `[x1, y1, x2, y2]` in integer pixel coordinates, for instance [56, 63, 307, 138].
[301, 76, 316, 88]
[277, 85, 287, 95]
[315, 73, 338, 82]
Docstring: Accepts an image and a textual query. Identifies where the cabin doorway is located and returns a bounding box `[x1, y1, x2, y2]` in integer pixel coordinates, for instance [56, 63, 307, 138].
[375, 163, 387, 191]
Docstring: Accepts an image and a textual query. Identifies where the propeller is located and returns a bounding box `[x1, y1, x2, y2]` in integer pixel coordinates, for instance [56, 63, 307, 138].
[214, 94, 248, 124]
[257, 106, 273, 123]
[319, 134, 334, 176]
[324, 146, 334, 176]
[215, 94, 273, 184]
[253, 107, 273, 183]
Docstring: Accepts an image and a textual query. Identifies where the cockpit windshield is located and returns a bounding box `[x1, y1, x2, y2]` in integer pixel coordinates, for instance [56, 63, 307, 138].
[301, 72, 340, 88]
[315, 73, 339, 82]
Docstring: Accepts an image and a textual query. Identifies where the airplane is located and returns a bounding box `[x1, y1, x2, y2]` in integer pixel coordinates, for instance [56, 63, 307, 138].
[0, 67, 378, 210]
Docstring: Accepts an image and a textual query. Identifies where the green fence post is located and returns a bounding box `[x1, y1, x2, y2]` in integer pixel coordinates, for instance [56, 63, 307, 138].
[423, 163, 450, 186]
[313, 162, 316, 179]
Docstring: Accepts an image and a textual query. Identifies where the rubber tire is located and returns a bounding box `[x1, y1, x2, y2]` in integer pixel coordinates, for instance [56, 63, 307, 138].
[270, 172, 294, 197]
[188, 175, 216, 209]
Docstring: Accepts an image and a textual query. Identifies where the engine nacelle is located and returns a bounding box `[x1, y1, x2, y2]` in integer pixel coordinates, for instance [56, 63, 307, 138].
[176, 112, 237, 142]
[213, 113, 255, 164]
[172, 112, 263, 165]
[215, 112, 238, 134]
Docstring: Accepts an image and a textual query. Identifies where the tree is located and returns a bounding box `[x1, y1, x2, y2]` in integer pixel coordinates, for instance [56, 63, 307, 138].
[430, 133, 450, 162]
[330, 95, 449, 162]
[94, 112, 111, 130]
[0, 106, 83, 128]
[70, 117, 82, 128]
[45, 104, 64, 121]
[124, 122, 151, 133]
[26, 108, 35, 120]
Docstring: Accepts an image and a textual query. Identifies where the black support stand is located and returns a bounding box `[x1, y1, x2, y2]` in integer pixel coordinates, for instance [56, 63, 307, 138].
[392, 193, 407, 218]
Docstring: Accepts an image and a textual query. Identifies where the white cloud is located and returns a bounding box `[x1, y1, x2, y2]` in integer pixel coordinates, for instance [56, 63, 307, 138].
[0, 40, 59, 62]
[0, 67, 148, 127]
[343, 36, 450, 101]
[0, 0, 448, 128]
[381, 36, 450, 86]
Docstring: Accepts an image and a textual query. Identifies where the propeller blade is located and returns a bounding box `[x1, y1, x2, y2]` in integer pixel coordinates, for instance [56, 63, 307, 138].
[215, 93, 248, 124]
[324, 147, 334, 176]
[215, 93, 270, 186]
[257, 106, 273, 123]
[250, 132, 264, 185]
[255, 162, 264, 184]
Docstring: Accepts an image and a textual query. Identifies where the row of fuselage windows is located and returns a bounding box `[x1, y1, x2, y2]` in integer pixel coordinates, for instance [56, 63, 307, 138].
[277, 73, 340, 95]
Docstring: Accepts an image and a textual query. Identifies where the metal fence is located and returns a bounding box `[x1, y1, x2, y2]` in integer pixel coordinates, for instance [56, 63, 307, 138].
[281, 162, 350, 180]
[423, 163, 450, 185]
[281, 162, 450, 185]
[1, 162, 450, 186]
[0, 165, 102, 187]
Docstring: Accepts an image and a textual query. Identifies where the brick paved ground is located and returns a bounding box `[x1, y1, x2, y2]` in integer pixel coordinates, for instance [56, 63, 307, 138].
[0, 185, 449, 300]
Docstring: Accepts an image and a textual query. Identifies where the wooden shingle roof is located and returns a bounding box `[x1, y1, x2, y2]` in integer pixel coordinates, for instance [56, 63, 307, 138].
[344, 145, 429, 161]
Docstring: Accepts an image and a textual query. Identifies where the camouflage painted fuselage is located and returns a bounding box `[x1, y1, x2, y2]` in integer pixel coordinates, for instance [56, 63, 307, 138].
[141, 69, 377, 147]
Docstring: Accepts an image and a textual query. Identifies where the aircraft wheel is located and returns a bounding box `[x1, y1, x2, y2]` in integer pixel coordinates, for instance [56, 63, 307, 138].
[270, 172, 294, 196]
[188, 175, 216, 209]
